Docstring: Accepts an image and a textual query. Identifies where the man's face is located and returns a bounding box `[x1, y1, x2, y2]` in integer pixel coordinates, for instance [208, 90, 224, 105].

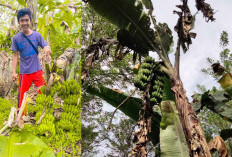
[19, 14, 31, 31]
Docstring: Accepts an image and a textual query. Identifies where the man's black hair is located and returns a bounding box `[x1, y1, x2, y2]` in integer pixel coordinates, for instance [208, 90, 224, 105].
[17, 8, 32, 22]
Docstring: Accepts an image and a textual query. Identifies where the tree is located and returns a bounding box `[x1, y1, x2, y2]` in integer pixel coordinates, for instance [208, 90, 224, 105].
[193, 31, 232, 156]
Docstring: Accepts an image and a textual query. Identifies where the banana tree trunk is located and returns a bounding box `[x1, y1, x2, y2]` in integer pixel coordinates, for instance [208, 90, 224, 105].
[26, 0, 38, 30]
[0, 52, 11, 97]
[0, 16, 16, 97]
[168, 34, 211, 156]
[172, 79, 211, 157]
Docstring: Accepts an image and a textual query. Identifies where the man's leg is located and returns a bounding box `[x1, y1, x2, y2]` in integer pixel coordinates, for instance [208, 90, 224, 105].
[32, 70, 45, 92]
[18, 74, 32, 108]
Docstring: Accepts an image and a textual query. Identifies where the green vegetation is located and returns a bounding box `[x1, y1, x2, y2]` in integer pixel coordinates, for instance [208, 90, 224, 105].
[0, 0, 81, 156]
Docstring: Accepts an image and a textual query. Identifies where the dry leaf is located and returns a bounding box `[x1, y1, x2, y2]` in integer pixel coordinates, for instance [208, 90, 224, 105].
[208, 136, 231, 157]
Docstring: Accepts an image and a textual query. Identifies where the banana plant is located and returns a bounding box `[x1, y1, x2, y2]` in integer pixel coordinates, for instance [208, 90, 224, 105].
[192, 91, 232, 122]
[85, 0, 215, 156]
[0, 131, 55, 157]
[192, 72, 232, 122]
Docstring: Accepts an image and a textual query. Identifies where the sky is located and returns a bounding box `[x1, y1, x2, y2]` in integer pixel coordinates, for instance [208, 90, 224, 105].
[152, 0, 232, 98]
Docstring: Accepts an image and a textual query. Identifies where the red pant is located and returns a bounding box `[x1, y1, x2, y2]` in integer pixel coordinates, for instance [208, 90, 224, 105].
[18, 70, 44, 108]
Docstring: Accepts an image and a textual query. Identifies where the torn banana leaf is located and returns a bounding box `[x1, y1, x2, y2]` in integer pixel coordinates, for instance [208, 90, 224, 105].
[160, 101, 189, 157]
[86, 75, 174, 145]
[192, 91, 232, 122]
[88, 0, 156, 55]
[86, 85, 161, 145]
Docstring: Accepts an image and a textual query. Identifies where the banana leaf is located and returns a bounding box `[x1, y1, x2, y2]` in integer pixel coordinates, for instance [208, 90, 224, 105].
[86, 76, 174, 145]
[192, 91, 232, 122]
[86, 85, 141, 120]
[86, 85, 161, 145]
[192, 73, 232, 122]
[162, 75, 175, 101]
[0, 131, 55, 157]
[88, 0, 156, 55]
[88, 0, 173, 57]
[154, 23, 173, 55]
[141, 0, 153, 10]
[160, 101, 189, 157]
[67, 51, 80, 80]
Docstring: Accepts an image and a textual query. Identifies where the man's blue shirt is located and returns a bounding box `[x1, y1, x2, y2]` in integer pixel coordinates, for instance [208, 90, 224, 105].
[11, 31, 48, 74]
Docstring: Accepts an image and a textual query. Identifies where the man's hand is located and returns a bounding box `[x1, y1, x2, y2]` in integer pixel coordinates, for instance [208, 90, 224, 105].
[12, 72, 18, 81]
[44, 46, 51, 63]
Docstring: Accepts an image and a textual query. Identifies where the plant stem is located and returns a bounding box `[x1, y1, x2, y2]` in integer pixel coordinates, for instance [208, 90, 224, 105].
[107, 88, 137, 129]
[174, 39, 181, 80]
[0, 3, 15, 11]
[0, 125, 8, 135]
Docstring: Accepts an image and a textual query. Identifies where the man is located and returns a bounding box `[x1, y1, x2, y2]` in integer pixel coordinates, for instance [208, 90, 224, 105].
[11, 8, 51, 109]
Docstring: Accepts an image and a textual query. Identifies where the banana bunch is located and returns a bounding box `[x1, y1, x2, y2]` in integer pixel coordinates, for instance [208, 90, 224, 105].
[39, 82, 60, 96]
[36, 94, 47, 105]
[46, 95, 54, 108]
[51, 82, 61, 91]
[36, 94, 53, 107]
[63, 95, 79, 105]
[48, 86, 56, 97]
[41, 118, 54, 125]
[133, 56, 165, 105]
[149, 63, 164, 105]
[33, 104, 44, 112]
[60, 112, 79, 123]
[57, 80, 80, 99]
[39, 86, 46, 94]
[134, 56, 155, 90]
[37, 123, 56, 137]
[35, 111, 55, 123]
[57, 119, 74, 131]
[54, 80, 81, 133]
[63, 104, 80, 115]
[34, 111, 43, 121]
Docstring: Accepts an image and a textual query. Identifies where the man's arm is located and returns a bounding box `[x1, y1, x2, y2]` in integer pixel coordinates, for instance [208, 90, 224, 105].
[44, 46, 51, 62]
[12, 51, 19, 81]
